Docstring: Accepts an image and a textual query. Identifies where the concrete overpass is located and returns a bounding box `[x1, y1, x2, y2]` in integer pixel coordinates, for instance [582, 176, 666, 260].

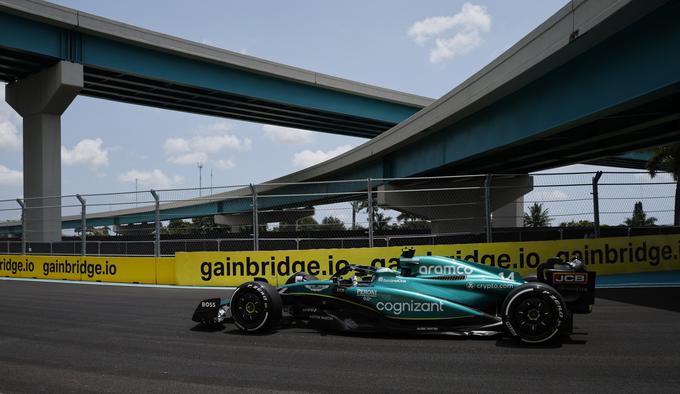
[0, 0, 432, 241]
[2, 0, 680, 237]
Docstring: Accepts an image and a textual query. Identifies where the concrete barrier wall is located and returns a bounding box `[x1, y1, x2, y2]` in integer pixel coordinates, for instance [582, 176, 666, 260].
[2, 235, 679, 286]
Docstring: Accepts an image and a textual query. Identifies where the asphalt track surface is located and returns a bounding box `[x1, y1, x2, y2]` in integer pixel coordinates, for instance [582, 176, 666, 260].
[1, 280, 679, 393]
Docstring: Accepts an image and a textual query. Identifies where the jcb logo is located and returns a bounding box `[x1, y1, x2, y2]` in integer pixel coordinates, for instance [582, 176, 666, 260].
[553, 273, 588, 285]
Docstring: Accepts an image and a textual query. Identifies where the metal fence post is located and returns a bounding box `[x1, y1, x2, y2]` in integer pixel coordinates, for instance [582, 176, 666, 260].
[250, 184, 259, 251]
[76, 194, 86, 256]
[484, 174, 492, 243]
[367, 178, 374, 248]
[16, 199, 25, 255]
[150, 190, 160, 257]
[592, 171, 603, 238]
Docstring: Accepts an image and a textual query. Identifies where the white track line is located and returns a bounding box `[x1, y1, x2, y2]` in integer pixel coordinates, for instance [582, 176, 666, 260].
[0, 276, 235, 290]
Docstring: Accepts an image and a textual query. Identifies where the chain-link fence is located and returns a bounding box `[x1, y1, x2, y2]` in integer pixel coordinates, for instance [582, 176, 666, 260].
[1, 171, 677, 256]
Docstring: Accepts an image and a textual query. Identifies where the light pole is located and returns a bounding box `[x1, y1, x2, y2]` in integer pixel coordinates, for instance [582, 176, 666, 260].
[197, 162, 203, 196]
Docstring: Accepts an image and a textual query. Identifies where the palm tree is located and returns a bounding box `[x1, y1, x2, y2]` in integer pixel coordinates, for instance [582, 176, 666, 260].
[350, 201, 362, 230]
[646, 144, 680, 226]
[523, 203, 552, 227]
[559, 220, 594, 227]
[624, 201, 657, 227]
[320, 216, 345, 231]
[397, 212, 431, 230]
[374, 211, 393, 231]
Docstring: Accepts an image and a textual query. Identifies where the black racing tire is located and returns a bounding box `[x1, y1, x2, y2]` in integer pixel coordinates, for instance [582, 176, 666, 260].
[502, 283, 566, 344]
[230, 282, 282, 333]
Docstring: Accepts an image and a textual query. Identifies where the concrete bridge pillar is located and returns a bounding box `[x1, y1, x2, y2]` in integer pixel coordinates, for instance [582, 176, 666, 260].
[5, 61, 83, 242]
[377, 175, 533, 234]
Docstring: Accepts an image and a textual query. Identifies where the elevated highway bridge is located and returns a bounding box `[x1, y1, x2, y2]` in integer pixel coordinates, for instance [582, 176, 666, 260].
[1, 0, 679, 238]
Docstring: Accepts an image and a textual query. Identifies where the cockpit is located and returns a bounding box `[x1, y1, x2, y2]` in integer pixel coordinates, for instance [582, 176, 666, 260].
[331, 265, 375, 287]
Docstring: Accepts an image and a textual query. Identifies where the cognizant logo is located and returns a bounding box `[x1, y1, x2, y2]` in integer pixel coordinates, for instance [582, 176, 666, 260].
[418, 264, 473, 276]
[376, 301, 444, 315]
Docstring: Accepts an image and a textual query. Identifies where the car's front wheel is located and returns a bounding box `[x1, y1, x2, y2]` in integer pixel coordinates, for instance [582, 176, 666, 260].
[502, 283, 566, 344]
[230, 281, 282, 333]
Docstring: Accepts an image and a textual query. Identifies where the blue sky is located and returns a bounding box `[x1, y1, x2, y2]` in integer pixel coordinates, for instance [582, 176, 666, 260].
[2, 0, 673, 226]
[0, 0, 575, 199]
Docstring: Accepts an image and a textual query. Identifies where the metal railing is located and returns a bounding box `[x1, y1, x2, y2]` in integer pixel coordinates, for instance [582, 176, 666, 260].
[0, 171, 676, 256]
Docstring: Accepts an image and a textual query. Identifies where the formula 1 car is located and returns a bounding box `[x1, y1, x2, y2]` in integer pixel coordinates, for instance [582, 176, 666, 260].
[192, 249, 595, 344]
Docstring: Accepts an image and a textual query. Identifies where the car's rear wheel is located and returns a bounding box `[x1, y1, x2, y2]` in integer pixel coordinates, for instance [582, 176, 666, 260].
[502, 283, 566, 344]
[231, 282, 282, 333]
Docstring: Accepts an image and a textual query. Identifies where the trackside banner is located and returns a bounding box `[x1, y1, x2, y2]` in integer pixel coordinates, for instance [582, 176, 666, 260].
[175, 234, 680, 286]
[1, 235, 679, 286]
[0, 255, 176, 284]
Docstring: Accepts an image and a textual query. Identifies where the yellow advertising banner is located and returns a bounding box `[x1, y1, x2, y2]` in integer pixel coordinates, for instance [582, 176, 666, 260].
[2, 235, 679, 286]
[175, 234, 680, 286]
[0, 255, 172, 284]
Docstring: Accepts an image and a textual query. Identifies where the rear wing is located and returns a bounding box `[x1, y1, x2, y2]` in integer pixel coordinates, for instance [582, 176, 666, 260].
[539, 258, 595, 314]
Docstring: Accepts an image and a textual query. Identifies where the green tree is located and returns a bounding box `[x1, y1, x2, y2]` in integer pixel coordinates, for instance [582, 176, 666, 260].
[320, 216, 345, 231]
[397, 212, 431, 230]
[374, 211, 393, 230]
[356, 197, 397, 230]
[296, 216, 319, 231]
[624, 201, 657, 227]
[165, 218, 192, 235]
[191, 216, 220, 234]
[523, 203, 552, 227]
[646, 144, 680, 226]
[559, 219, 594, 227]
[163, 216, 228, 235]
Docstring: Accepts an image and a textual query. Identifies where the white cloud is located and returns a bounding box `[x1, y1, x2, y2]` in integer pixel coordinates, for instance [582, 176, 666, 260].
[633, 172, 673, 182]
[430, 30, 482, 63]
[292, 145, 353, 169]
[164, 122, 251, 165]
[0, 85, 21, 151]
[0, 165, 22, 186]
[215, 158, 235, 170]
[205, 121, 233, 133]
[0, 120, 21, 151]
[118, 169, 183, 189]
[164, 137, 189, 155]
[528, 189, 569, 202]
[263, 124, 314, 145]
[408, 3, 491, 63]
[194, 134, 249, 153]
[61, 138, 109, 169]
[169, 152, 208, 165]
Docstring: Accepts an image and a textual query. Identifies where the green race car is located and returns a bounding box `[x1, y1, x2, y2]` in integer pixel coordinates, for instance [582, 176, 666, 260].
[192, 249, 595, 344]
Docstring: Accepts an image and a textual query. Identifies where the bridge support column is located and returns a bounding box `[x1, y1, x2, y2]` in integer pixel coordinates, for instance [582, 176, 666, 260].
[377, 175, 533, 235]
[492, 195, 525, 228]
[5, 61, 83, 242]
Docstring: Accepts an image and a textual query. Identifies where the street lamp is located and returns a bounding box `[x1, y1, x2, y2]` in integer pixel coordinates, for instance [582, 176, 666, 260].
[197, 162, 204, 196]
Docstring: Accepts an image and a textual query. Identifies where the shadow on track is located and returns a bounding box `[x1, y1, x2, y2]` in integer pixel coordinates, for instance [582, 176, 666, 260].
[597, 288, 680, 312]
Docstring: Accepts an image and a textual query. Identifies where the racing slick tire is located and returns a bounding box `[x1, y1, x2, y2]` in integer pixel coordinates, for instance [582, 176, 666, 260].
[501, 282, 567, 344]
[231, 281, 282, 333]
